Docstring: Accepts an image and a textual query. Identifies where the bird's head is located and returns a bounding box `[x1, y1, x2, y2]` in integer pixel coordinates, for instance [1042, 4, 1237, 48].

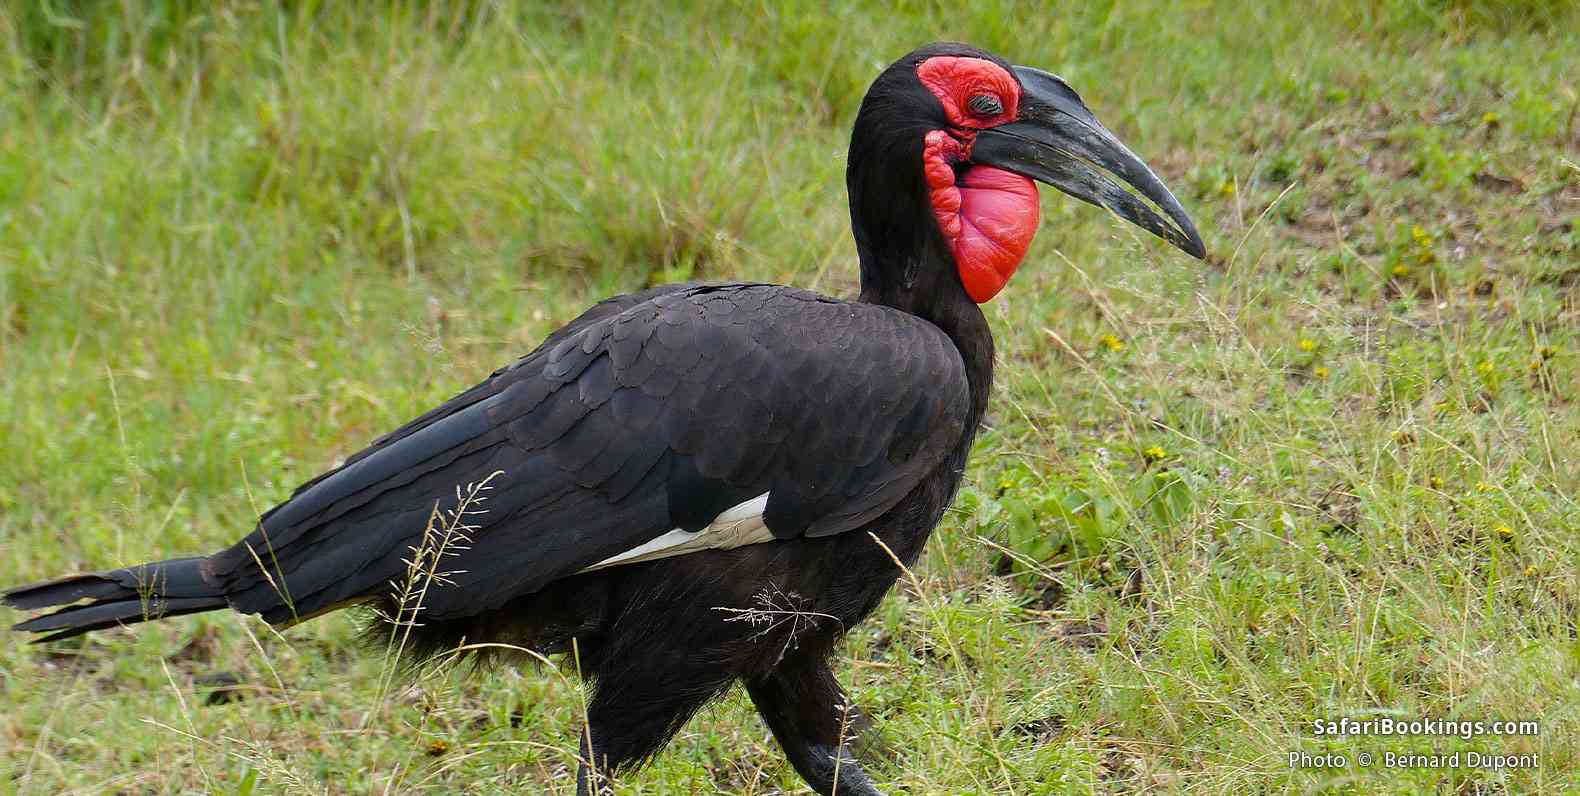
[848, 43, 1206, 304]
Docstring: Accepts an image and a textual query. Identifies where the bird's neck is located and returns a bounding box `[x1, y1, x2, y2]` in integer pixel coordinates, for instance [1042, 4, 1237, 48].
[847, 143, 995, 428]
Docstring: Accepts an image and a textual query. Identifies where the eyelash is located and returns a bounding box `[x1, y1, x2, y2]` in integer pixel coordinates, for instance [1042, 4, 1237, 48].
[967, 94, 1003, 117]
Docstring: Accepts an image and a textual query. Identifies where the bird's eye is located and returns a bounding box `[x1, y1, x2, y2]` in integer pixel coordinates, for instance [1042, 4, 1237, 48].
[967, 94, 1003, 117]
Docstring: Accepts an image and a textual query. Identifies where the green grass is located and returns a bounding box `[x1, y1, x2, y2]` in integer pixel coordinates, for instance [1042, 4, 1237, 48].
[3, 1, 1579, 793]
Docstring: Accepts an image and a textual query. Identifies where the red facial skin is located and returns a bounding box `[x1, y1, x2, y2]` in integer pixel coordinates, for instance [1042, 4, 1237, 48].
[916, 56, 1039, 303]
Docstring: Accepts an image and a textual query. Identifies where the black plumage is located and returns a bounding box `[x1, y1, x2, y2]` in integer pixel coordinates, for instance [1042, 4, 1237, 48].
[195, 284, 971, 622]
[5, 42, 1205, 795]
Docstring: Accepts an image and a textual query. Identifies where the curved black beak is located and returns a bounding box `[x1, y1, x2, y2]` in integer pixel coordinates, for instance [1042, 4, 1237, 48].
[973, 66, 1206, 259]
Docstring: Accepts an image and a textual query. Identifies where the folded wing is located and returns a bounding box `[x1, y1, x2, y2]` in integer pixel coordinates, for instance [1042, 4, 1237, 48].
[205, 284, 970, 625]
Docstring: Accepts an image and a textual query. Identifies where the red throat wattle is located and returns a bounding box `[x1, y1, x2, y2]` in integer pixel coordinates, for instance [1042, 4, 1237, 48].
[915, 56, 1038, 303]
[923, 131, 1039, 303]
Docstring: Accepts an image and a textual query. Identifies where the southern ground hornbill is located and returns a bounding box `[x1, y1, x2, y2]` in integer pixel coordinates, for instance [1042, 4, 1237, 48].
[5, 43, 1204, 794]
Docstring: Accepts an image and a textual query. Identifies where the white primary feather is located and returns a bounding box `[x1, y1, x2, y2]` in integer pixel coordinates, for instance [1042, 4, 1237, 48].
[582, 492, 773, 572]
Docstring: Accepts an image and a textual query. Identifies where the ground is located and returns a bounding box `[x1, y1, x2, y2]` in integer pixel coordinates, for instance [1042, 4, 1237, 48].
[2, 1, 1578, 794]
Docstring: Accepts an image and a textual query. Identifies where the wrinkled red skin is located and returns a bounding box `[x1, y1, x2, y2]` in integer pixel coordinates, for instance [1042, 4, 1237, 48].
[916, 56, 1039, 303]
[916, 56, 1020, 129]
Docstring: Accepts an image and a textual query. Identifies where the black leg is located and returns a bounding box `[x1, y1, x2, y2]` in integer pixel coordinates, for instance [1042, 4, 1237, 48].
[746, 653, 882, 796]
[575, 728, 611, 796]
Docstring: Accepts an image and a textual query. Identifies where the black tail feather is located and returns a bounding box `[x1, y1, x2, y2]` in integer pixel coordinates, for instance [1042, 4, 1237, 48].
[3, 557, 228, 642]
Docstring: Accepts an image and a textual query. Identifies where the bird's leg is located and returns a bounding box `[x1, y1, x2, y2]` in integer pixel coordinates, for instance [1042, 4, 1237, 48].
[746, 652, 883, 796]
[575, 728, 612, 796]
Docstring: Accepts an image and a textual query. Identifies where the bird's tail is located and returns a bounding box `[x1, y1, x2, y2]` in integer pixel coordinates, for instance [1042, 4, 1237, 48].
[3, 557, 228, 642]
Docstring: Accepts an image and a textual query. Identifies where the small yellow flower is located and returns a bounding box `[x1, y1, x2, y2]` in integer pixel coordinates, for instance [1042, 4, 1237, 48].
[1429, 476, 1443, 489]
[1482, 110, 1501, 125]
[1218, 180, 1236, 196]
[1390, 263, 1410, 278]
[1494, 525, 1514, 540]
[1477, 361, 1495, 376]
[1410, 225, 1432, 245]
[1313, 366, 1330, 378]
[1142, 445, 1167, 463]
[1298, 338, 1317, 353]
[426, 739, 450, 756]
[1538, 345, 1556, 360]
[1523, 565, 1537, 577]
[1098, 333, 1125, 352]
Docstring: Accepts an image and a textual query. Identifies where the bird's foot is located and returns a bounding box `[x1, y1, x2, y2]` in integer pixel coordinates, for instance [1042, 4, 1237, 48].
[805, 743, 884, 796]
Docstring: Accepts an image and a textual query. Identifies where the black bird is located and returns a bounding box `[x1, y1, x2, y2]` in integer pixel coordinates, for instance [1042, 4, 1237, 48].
[5, 43, 1203, 794]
